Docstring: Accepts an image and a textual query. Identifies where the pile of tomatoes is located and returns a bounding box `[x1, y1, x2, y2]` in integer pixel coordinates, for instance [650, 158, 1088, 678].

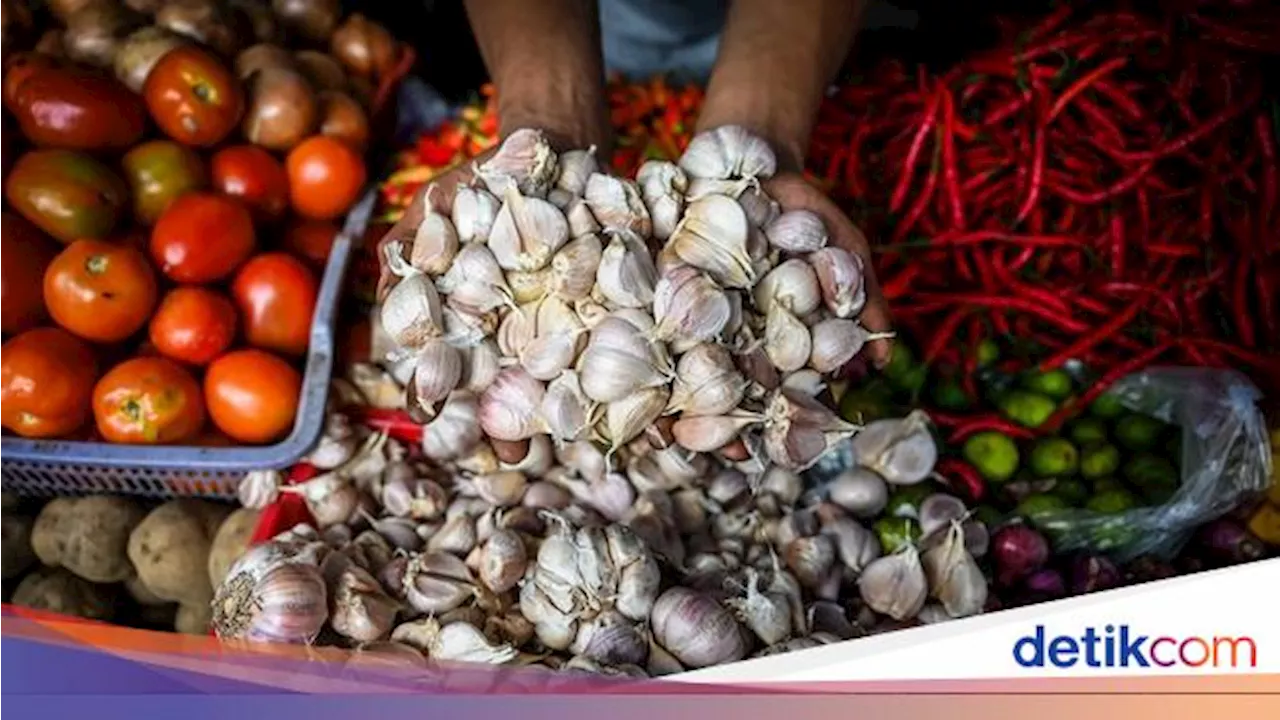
[0, 9, 393, 448]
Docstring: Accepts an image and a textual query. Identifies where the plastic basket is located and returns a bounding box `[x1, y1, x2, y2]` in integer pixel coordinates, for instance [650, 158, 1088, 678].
[0, 189, 380, 500]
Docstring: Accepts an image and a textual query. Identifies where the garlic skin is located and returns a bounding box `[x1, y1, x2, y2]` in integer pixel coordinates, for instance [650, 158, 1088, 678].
[541, 371, 598, 443]
[668, 194, 756, 289]
[475, 128, 558, 197]
[213, 552, 328, 644]
[650, 587, 750, 669]
[596, 230, 658, 309]
[411, 207, 460, 276]
[479, 367, 546, 441]
[549, 233, 603, 300]
[651, 265, 731, 344]
[763, 304, 811, 373]
[604, 385, 669, 450]
[556, 147, 599, 197]
[851, 411, 938, 485]
[380, 243, 444, 349]
[636, 160, 688, 240]
[808, 247, 866, 319]
[489, 187, 570, 272]
[238, 469, 282, 509]
[678, 125, 778, 181]
[478, 528, 527, 593]
[422, 390, 482, 461]
[753, 259, 822, 317]
[858, 546, 928, 621]
[438, 243, 514, 315]
[764, 210, 828, 253]
[584, 174, 652, 237]
[328, 559, 399, 643]
[452, 184, 501, 243]
[410, 338, 462, 411]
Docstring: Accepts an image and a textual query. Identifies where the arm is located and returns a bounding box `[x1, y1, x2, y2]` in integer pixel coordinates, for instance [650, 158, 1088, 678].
[697, 0, 869, 172]
[463, 0, 612, 154]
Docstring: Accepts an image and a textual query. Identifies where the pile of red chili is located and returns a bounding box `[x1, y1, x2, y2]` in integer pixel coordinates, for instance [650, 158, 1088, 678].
[809, 0, 1280, 406]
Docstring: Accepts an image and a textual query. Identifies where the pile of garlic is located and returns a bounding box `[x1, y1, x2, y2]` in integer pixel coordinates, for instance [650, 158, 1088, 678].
[215, 408, 988, 679]
[370, 126, 894, 474]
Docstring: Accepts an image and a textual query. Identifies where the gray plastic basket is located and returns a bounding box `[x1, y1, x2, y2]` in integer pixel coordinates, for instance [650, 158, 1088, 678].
[0, 187, 380, 500]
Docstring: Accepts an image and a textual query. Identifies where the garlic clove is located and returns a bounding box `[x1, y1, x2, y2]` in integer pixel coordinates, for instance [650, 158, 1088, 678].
[440, 304, 497, 349]
[380, 242, 444, 349]
[438, 243, 514, 315]
[737, 184, 781, 228]
[636, 160, 689, 241]
[584, 173, 652, 236]
[478, 528, 528, 594]
[764, 209, 828, 253]
[753, 258, 822, 317]
[549, 233, 603, 301]
[475, 128, 558, 198]
[410, 338, 462, 411]
[555, 147, 600, 197]
[497, 301, 538, 358]
[922, 522, 987, 618]
[328, 561, 399, 643]
[520, 331, 585, 381]
[238, 469, 282, 510]
[603, 386, 669, 451]
[668, 343, 747, 417]
[565, 198, 601, 238]
[763, 304, 812, 373]
[411, 203, 460, 276]
[650, 587, 750, 669]
[668, 194, 756, 289]
[542, 371, 599, 444]
[489, 187, 570, 272]
[858, 546, 928, 621]
[851, 411, 939, 486]
[781, 369, 826, 397]
[808, 246, 867, 319]
[810, 319, 894, 373]
[651, 265, 731, 344]
[422, 390, 482, 461]
[577, 342, 670, 405]
[506, 267, 552, 305]
[671, 412, 763, 453]
[452, 184, 501, 243]
[461, 340, 502, 393]
[596, 230, 658, 309]
[827, 467, 889, 518]
[570, 609, 650, 667]
[479, 367, 547, 441]
[678, 125, 777, 181]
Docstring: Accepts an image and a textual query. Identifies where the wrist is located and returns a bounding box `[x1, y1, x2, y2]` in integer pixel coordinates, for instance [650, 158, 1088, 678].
[495, 75, 611, 157]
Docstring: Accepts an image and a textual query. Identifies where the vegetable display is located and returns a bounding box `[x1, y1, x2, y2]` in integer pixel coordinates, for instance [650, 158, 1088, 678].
[0, 0, 410, 447]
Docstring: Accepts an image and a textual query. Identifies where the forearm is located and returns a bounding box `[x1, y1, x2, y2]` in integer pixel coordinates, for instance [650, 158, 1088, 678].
[463, 0, 611, 154]
[698, 0, 868, 172]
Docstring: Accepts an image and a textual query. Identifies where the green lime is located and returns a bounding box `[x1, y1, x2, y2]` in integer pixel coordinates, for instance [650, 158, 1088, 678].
[873, 517, 922, 554]
[1052, 478, 1090, 506]
[976, 339, 1000, 368]
[1123, 453, 1178, 488]
[1068, 418, 1109, 446]
[1028, 437, 1080, 477]
[1079, 443, 1121, 480]
[885, 484, 934, 518]
[1089, 392, 1126, 419]
[1016, 493, 1069, 523]
[962, 431, 1021, 483]
[893, 364, 929, 398]
[1021, 369, 1074, 400]
[1086, 488, 1139, 514]
[931, 378, 970, 411]
[1114, 414, 1166, 451]
[882, 344, 915, 380]
[839, 382, 894, 424]
[1089, 476, 1123, 494]
[999, 390, 1058, 428]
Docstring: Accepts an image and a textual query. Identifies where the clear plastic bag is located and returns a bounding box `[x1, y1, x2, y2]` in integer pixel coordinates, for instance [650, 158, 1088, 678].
[1029, 367, 1272, 561]
[808, 367, 1272, 562]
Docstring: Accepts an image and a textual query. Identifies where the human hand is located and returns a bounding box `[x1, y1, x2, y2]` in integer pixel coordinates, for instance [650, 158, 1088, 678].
[762, 170, 895, 369]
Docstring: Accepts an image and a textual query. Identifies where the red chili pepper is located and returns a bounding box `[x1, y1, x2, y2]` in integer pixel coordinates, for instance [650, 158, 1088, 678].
[889, 88, 942, 213]
[344, 406, 425, 444]
[1256, 110, 1277, 227]
[941, 88, 966, 228]
[923, 307, 969, 364]
[1108, 214, 1126, 278]
[1042, 340, 1176, 433]
[947, 416, 1037, 444]
[1232, 256, 1257, 348]
[1047, 57, 1129, 123]
[1038, 295, 1148, 371]
[1015, 123, 1046, 224]
[934, 458, 987, 502]
[1049, 162, 1154, 204]
[893, 143, 943, 242]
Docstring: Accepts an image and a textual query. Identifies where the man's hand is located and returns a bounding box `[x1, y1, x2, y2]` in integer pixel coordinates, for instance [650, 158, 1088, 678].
[763, 170, 894, 368]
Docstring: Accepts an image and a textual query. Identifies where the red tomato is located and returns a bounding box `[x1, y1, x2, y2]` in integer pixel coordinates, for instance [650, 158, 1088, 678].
[210, 145, 290, 223]
[1, 327, 97, 438]
[92, 356, 205, 444]
[6, 63, 147, 150]
[231, 252, 318, 356]
[285, 135, 366, 220]
[148, 286, 238, 366]
[281, 217, 339, 268]
[44, 239, 158, 343]
[204, 349, 301, 444]
[150, 192, 256, 283]
[1, 212, 58, 335]
[143, 47, 244, 147]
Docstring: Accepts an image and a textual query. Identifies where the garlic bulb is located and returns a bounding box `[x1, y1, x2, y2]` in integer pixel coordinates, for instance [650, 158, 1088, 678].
[479, 367, 546, 441]
[651, 265, 731, 344]
[577, 316, 672, 403]
[858, 546, 927, 621]
[678, 125, 777, 181]
[764, 210, 828, 253]
[213, 549, 328, 644]
[584, 174, 652, 236]
[556, 147, 599, 197]
[489, 187, 570, 272]
[596, 230, 658, 309]
[650, 587, 750, 668]
[402, 551, 475, 615]
[922, 522, 987, 618]
[452, 184, 501, 243]
[808, 247, 866, 319]
[380, 242, 444, 349]
[422, 390, 482, 460]
[668, 194, 755, 289]
[851, 411, 938, 485]
[475, 128, 557, 197]
[668, 343, 746, 417]
[753, 259, 821, 316]
[636, 160, 688, 240]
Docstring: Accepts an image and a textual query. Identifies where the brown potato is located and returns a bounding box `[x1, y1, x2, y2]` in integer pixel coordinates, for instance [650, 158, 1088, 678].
[11, 566, 117, 620]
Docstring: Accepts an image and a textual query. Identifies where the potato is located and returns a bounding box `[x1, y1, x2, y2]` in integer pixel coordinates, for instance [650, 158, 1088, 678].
[175, 601, 213, 635]
[207, 507, 260, 588]
[127, 499, 227, 606]
[125, 573, 167, 606]
[31, 496, 145, 583]
[11, 566, 117, 621]
[2, 513, 36, 580]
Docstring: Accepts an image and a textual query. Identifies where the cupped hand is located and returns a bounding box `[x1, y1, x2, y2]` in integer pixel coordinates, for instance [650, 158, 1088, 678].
[762, 170, 895, 368]
[373, 148, 497, 302]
